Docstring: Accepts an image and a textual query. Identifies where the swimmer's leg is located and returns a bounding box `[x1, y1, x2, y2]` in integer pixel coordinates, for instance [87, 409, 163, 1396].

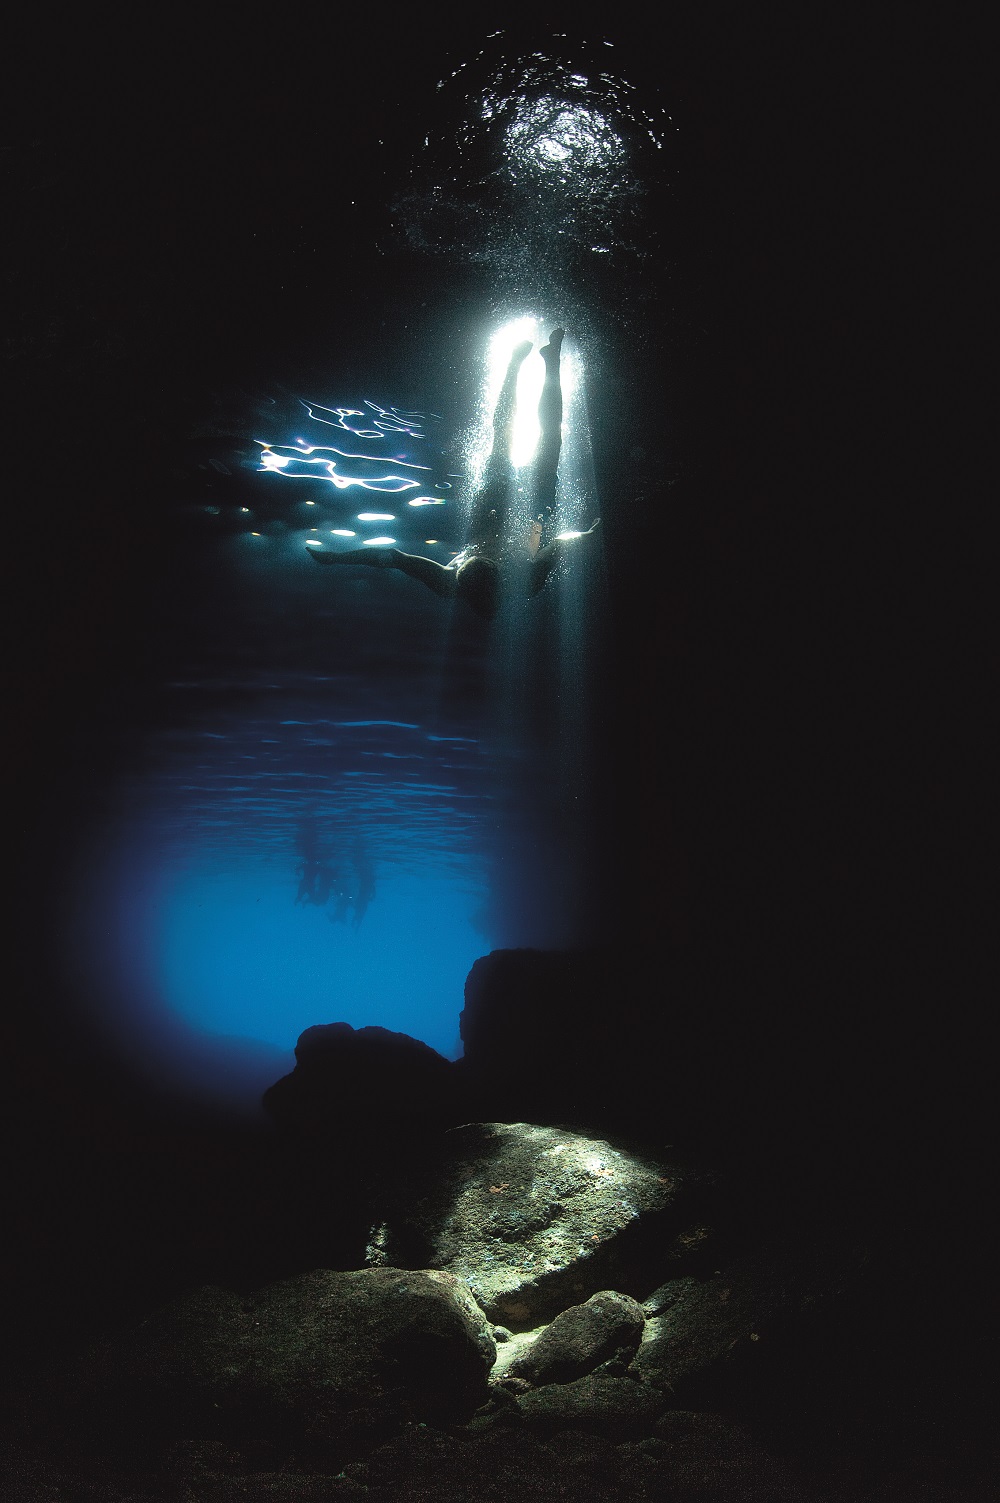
[468, 339, 533, 542]
[532, 328, 564, 521]
[310, 545, 458, 600]
[490, 339, 534, 467]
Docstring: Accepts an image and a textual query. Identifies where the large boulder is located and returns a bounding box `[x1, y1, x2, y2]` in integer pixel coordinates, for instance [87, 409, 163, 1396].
[366, 1121, 698, 1327]
[68, 1267, 495, 1467]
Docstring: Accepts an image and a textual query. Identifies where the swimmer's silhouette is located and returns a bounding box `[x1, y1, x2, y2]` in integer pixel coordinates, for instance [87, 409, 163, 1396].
[309, 330, 599, 620]
[294, 817, 347, 909]
[295, 859, 337, 906]
[294, 865, 315, 906]
[328, 872, 353, 924]
[351, 841, 376, 931]
[294, 817, 322, 905]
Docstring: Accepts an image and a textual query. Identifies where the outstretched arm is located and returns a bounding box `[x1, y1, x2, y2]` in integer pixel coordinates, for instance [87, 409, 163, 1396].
[527, 517, 601, 597]
[310, 545, 458, 601]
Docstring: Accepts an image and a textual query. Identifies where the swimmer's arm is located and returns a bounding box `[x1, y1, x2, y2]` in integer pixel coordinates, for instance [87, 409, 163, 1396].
[528, 518, 601, 595]
[309, 544, 457, 599]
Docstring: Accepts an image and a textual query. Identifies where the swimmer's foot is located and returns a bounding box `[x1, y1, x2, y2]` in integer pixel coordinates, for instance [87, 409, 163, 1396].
[510, 339, 533, 364]
[540, 328, 565, 361]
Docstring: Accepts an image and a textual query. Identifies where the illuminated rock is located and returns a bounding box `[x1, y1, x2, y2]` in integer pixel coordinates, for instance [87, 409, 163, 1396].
[366, 1120, 695, 1327]
[505, 1288, 646, 1386]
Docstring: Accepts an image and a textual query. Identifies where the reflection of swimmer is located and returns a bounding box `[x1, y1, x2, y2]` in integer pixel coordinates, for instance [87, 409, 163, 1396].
[351, 843, 376, 931]
[294, 816, 324, 905]
[309, 330, 600, 620]
[328, 873, 353, 925]
[295, 860, 318, 905]
[295, 860, 337, 906]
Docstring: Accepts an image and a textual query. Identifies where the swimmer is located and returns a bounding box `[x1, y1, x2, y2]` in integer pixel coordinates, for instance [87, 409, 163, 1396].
[309, 330, 599, 620]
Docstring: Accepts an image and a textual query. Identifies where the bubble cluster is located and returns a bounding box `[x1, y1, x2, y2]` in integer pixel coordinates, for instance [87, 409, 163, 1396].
[501, 95, 626, 191]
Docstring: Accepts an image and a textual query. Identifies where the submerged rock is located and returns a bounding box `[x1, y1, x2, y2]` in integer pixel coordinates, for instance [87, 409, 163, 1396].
[631, 1235, 870, 1405]
[648, 1411, 824, 1502]
[68, 1267, 495, 1466]
[263, 1022, 464, 1142]
[641, 1274, 703, 1317]
[515, 1374, 664, 1442]
[366, 1120, 693, 1327]
[506, 1289, 646, 1386]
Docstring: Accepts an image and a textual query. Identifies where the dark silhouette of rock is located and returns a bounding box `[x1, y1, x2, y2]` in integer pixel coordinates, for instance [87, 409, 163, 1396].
[649, 1411, 826, 1502]
[514, 1374, 666, 1442]
[456, 941, 947, 1212]
[457, 948, 629, 1130]
[260, 1023, 472, 1271]
[629, 1233, 871, 1407]
[263, 1022, 464, 1141]
[506, 1289, 646, 1386]
[456, 945, 761, 1160]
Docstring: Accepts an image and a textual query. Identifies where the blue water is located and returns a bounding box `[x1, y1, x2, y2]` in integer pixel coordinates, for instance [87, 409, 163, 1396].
[69, 336, 605, 1105]
[64, 40, 671, 1109]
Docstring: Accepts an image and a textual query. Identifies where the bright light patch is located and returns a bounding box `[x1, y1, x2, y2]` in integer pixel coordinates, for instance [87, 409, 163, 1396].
[259, 450, 291, 470]
[301, 399, 436, 442]
[480, 318, 580, 471]
[256, 442, 423, 493]
[363, 536, 395, 546]
[305, 538, 322, 547]
[512, 347, 544, 470]
[357, 512, 396, 522]
[484, 318, 539, 469]
[504, 96, 625, 188]
[331, 528, 356, 537]
[408, 497, 445, 507]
